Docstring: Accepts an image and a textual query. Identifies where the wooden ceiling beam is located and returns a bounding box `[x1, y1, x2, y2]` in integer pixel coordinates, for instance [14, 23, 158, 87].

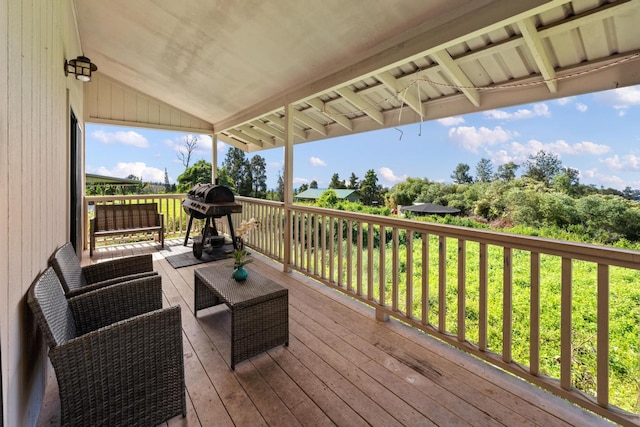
[238, 125, 276, 146]
[265, 114, 307, 140]
[226, 129, 264, 148]
[430, 50, 480, 107]
[291, 109, 327, 136]
[376, 71, 424, 118]
[306, 98, 353, 131]
[335, 87, 384, 125]
[517, 17, 557, 93]
[250, 120, 286, 140]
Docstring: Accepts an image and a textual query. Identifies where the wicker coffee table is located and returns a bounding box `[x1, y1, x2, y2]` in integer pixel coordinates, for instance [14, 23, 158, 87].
[194, 261, 289, 369]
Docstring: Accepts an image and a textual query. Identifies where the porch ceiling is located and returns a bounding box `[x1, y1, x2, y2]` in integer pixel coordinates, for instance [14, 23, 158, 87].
[75, 0, 640, 152]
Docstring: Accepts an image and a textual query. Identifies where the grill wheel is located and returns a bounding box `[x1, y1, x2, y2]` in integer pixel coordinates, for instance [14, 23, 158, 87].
[193, 240, 203, 259]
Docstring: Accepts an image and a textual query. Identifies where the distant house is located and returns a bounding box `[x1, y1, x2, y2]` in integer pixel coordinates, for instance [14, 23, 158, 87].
[399, 203, 460, 216]
[295, 188, 360, 203]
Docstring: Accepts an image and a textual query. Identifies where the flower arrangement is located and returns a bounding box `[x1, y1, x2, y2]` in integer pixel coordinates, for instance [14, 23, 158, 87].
[230, 218, 260, 269]
[235, 218, 260, 244]
[230, 248, 253, 268]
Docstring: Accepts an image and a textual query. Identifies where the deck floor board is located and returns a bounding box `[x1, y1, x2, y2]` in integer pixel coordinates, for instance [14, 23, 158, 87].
[36, 240, 612, 426]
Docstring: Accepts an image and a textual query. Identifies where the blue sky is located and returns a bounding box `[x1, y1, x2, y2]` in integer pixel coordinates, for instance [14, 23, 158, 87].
[86, 84, 640, 191]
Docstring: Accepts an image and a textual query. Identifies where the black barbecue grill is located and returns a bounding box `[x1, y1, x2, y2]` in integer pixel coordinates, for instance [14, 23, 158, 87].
[182, 183, 242, 259]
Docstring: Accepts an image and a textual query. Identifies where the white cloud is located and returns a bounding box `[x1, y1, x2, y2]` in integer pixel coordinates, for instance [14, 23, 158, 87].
[293, 177, 309, 185]
[600, 154, 640, 171]
[378, 167, 407, 184]
[567, 141, 610, 155]
[92, 162, 165, 182]
[310, 156, 327, 167]
[576, 103, 588, 112]
[595, 86, 640, 109]
[92, 130, 149, 148]
[437, 116, 465, 126]
[484, 103, 550, 120]
[501, 139, 610, 161]
[448, 126, 514, 153]
[582, 168, 628, 189]
[556, 97, 573, 106]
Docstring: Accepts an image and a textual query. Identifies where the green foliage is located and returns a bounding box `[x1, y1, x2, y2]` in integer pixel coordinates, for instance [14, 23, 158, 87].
[276, 169, 284, 201]
[223, 147, 253, 195]
[360, 169, 381, 205]
[475, 158, 494, 183]
[316, 189, 338, 207]
[176, 159, 212, 192]
[388, 177, 432, 206]
[386, 172, 640, 245]
[329, 173, 346, 189]
[249, 155, 268, 198]
[451, 163, 473, 184]
[495, 161, 519, 181]
[347, 172, 359, 189]
[524, 150, 561, 185]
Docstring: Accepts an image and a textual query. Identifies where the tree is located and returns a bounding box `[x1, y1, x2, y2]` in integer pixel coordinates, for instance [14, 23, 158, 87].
[451, 163, 473, 184]
[388, 177, 431, 207]
[329, 173, 345, 189]
[309, 180, 318, 189]
[297, 183, 309, 193]
[177, 135, 198, 168]
[249, 155, 267, 198]
[622, 186, 640, 201]
[163, 168, 171, 192]
[495, 161, 519, 181]
[360, 169, 380, 205]
[176, 159, 211, 192]
[347, 172, 359, 189]
[223, 147, 252, 195]
[276, 169, 285, 202]
[475, 158, 493, 183]
[552, 167, 580, 194]
[215, 165, 233, 189]
[524, 150, 561, 185]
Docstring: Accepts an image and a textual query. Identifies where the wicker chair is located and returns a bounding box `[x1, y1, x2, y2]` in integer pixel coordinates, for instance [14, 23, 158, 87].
[51, 242, 158, 297]
[28, 267, 186, 426]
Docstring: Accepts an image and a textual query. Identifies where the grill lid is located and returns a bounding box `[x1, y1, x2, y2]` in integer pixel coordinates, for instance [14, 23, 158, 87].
[187, 183, 235, 204]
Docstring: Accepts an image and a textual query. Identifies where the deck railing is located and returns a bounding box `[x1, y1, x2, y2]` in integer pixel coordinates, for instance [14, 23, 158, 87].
[83, 193, 639, 425]
[231, 196, 640, 427]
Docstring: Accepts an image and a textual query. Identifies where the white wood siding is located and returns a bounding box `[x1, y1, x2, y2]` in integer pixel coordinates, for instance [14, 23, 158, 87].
[85, 74, 214, 134]
[1, 0, 82, 425]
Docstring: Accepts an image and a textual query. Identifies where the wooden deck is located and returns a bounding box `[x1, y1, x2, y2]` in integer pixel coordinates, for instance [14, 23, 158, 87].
[37, 240, 612, 426]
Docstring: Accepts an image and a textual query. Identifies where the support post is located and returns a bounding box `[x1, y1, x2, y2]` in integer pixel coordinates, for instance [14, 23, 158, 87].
[283, 103, 294, 273]
[376, 308, 389, 322]
[211, 134, 218, 184]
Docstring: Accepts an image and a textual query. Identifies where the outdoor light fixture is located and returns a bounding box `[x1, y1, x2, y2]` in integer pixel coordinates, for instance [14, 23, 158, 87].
[64, 55, 98, 82]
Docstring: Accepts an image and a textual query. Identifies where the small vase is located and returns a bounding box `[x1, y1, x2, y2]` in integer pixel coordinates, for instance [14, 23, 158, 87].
[232, 266, 248, 281]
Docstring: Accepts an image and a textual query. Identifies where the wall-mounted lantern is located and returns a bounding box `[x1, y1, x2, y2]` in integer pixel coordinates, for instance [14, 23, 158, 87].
[64, 55, 98, 82]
